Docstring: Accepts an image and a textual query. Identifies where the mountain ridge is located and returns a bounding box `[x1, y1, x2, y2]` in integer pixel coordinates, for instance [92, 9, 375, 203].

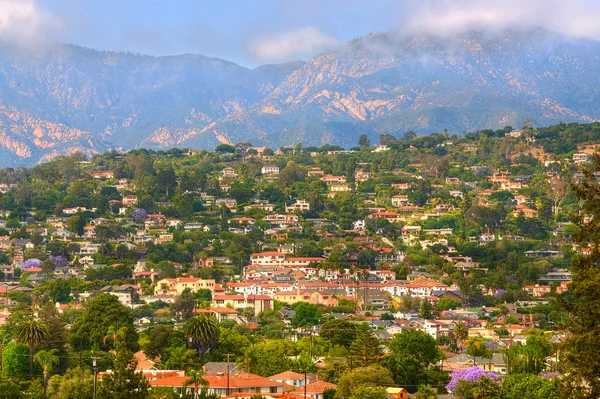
[0, 27, 599, 166]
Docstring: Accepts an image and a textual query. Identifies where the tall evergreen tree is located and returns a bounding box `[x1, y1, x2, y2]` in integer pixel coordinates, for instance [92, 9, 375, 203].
[349, 323, 382, 367]
[98, 342, 149, 399]
[560, 160, 600, 398]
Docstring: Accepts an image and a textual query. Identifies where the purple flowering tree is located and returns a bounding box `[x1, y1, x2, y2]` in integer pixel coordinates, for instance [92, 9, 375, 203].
[446, 366, 499, 392]
[49, 255, 69, 268]
[131, 208, 148, 221]
[493, 288, 506, 297]
[540, 371, 560, 379]
[485, 341, 499, 351]
[21, 259, 41, 269]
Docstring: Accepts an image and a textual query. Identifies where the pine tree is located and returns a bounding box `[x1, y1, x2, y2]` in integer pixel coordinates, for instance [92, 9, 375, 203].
[350, 323, 382, 367]
[560, 160, 600, 398]
[98, 342, 149, 399]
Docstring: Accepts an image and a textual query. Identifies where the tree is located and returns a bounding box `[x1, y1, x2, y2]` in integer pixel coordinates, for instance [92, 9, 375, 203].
[455, 376, 502, 399]
[319, 319, 357, 348]
[215, 144, 235, 154]
[143, 325, 172, 360]
[278, 161, 306, 186]
[420, 300, 433, 319]
[453, 323, 469, 353]
[46, 278, 71, 303]
[66, 215, 85, 236]
[41, 258, 57, 274]
[335, 365, 394, 399]
[502, 374, 561, 399]
[0, 378, 22, 399]
[415, 385, 437, 399]
[172, 289, 197, 320]
[560, 161, 600, 398]
[350, 323, 382, 367]
[70, 293, 138, 352]
[34, 349, 59, 397]
[358, 134, 370, 149]
[184, 369, 208, 399]
[15, 318, 49, 378]
[384, 329, 444, 388]
[350, 386, 386, 399]
[243, 340, 293, 377]
[292, 302, 320, 328]
[2, 342, 29, 378]
[98, 342, 150, 399]
[184, 315, 220, 364]
[47, 367, 94, 399]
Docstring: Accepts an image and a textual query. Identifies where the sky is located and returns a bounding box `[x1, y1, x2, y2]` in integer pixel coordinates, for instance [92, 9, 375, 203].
[2, 0, 600, 67]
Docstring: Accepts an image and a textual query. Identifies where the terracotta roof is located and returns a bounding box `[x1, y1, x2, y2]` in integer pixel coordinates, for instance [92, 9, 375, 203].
[294, 380, 337, 393]
[151, 373, 283, 389]
[268, 371, 304, 380]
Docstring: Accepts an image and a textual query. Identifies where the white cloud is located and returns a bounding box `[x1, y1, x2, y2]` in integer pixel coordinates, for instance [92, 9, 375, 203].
[401, 0, 600, 38]
[247, 26, 342, 62]
[0, 0, 59, 43]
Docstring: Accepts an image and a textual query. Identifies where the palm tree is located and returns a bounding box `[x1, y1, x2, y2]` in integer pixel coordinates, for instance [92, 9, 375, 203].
[103, 325, 128, 349]
[183, 315, 220, 364]
[15, 318, 49, 378]
[453, 322, 469, 353]
[34, 349, 59, 397]
[184, 369, 208, 399]
[237, 347, 256, 373]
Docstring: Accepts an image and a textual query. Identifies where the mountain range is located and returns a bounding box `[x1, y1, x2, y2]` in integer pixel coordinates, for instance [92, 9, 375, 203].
[0, 27, 599, 166]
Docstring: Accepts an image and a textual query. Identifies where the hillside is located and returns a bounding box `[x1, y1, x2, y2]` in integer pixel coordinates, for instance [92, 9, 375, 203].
[1, 28, 600, 166]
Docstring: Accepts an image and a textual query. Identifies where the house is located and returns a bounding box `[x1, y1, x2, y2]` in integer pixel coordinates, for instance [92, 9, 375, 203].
[222, 167, 238, 178]
[149, 372, 284, 397]
[91, 171, 114, 179]
[573, 153, 589, 164]
[328, 184, 351, 193]
[285, 200, 310, 213]
[100, 285, 138, 306]
[369, 211, 402, 223]
[386, 387, 409, 399]
[268, 371, 316, 387]
[523, 284, 551, 298]
[212, 294, 272, 316]
[294, 380, 337, 399]
[63, 206, 89, 215]
[244, 203, 276, 213]
[354, 170, 371, 182]
[195, 307, 239, 322]
[250, 252, 286, 265]
[373, 144, 389, 152]
[122, 195, 138, 206]
[391, 195, 409, 207]
[513, 208, 538, 218]
[261, 165, 280, 175]
[320, 175, 346, 184]
[154, 277, 216, 296]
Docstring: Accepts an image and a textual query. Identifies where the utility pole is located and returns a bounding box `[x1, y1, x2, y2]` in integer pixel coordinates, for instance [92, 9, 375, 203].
[92, 356, 98, 399]
[226, 353, 231, 396]
[304, 369, 307, 399]
[0, 343, 4, 379]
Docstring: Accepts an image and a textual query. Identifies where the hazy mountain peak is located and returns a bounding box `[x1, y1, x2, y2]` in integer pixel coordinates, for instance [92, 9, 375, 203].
[0, 29, 598, 166]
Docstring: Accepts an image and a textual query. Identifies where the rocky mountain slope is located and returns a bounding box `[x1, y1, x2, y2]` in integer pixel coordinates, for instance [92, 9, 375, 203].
[0, 28, 599, 166]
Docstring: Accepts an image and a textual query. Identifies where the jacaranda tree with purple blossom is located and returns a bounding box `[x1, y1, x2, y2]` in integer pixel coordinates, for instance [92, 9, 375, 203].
[49, 255, 68, 268]
[22, 259, 41, 269]
[447, 367, 499, 392]
[131, 208, 148, 221]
